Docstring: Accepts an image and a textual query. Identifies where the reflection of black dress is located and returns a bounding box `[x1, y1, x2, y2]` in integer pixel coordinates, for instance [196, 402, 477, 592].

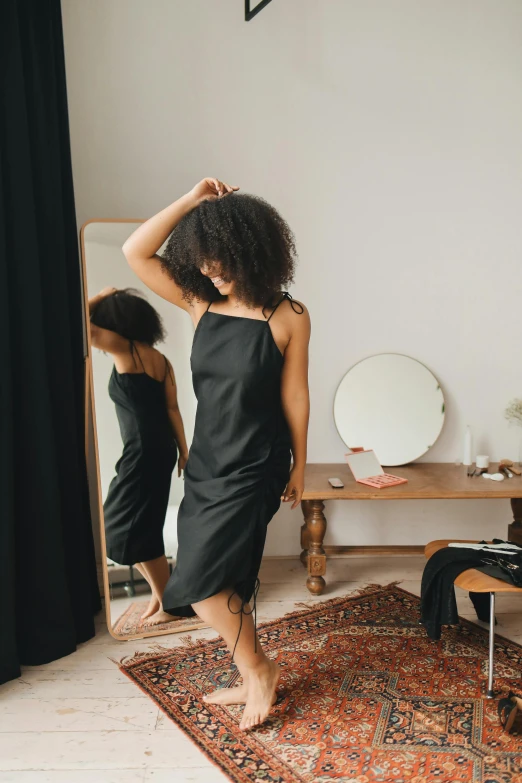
[163, 293, 302, 618]
[104, 350, 177, 566]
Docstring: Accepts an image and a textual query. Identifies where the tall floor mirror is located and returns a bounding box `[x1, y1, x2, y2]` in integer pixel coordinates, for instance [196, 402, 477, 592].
[81, 220, 201, 639]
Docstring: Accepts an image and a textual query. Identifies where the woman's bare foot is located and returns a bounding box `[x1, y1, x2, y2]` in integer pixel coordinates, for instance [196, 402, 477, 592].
[203, 683, 249, 706]
[143, 609, 180, 626]
[204, 682, 278, 707]
[240, 660, 280, 731]
[141, 596, 160, 620]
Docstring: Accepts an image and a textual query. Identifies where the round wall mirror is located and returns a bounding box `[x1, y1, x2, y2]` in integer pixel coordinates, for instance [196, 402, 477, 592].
[333, 353, 445, 466]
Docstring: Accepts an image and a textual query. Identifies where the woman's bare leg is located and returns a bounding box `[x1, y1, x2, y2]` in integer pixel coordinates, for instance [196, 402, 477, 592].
[194, 589, 279, 731]
[139, 556, 179, 625]
[134, 563, 160, 619]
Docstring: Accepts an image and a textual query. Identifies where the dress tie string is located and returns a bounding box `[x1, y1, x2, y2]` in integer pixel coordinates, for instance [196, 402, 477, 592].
[264, 291, 304, 322]
[280, 291, 304, 314]
[228, 577, 261, 662]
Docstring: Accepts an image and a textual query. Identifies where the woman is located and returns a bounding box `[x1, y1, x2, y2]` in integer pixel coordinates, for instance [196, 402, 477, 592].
[123, 178, 310, 730]
[89, 287, 189, 625]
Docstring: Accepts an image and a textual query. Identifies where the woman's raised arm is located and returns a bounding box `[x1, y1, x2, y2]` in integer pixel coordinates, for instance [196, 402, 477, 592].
[122, 179, 238, 311]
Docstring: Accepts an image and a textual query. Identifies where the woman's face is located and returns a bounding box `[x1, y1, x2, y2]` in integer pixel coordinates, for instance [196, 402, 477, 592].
[200, 262, 235, 297]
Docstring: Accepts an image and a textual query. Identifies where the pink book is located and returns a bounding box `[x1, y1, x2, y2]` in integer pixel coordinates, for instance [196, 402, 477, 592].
[344, 450, 408, 489]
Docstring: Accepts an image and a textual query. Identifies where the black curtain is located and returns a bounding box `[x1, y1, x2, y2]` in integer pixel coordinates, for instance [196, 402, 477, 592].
[0, 0, 100, 685]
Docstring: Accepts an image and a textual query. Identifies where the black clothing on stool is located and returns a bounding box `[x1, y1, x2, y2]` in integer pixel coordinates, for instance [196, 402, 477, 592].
[420, 540, 522, 640]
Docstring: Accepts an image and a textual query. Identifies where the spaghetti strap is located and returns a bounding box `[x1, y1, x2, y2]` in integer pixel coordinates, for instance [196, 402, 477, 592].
[163, 355, 174, 384]
[265, 291, 304, 323]
[205, 300, 214, 312]
[129, 341, 146, 372]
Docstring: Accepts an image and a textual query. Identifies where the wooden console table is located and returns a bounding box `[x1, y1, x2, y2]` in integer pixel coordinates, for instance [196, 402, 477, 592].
[300, 463, 522, 595]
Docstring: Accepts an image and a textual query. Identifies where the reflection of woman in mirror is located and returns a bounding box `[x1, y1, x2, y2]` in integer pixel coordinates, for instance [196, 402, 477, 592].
[122, 178, 310, 731]
[89, 288, 189, 624]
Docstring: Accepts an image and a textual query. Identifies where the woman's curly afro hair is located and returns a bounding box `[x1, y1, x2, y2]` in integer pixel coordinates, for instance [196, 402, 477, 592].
[161, 193, 297, 307]
[90, 288, 166, 346]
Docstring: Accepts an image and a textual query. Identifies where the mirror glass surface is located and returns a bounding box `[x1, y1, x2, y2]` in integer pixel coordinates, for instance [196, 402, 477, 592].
[333, 353, 445, 466]
[83, 221, 197, 638]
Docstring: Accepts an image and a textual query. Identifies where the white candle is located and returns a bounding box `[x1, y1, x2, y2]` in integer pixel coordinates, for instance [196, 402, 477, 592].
[463, 425, 472, 466]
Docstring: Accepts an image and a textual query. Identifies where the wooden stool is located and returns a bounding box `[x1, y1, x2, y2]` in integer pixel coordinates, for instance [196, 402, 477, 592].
[425, 539, 522, 698]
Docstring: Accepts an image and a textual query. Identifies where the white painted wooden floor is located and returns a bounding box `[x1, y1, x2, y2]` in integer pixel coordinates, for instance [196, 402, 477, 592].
[1, 556, 521, 782]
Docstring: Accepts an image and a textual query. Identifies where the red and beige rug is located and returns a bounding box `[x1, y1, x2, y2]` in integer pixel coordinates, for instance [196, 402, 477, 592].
[118, 584, 522, 782]
[112, 601, 207, 636]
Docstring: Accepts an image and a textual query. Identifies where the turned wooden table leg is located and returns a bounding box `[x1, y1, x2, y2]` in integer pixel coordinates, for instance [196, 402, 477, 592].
[300, 515, 310, 568]
[508, 498, 522, 546]
[301, 499, 327, 595]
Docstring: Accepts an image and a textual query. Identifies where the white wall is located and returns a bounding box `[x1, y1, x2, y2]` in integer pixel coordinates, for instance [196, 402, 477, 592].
[63, 0, 522, 555]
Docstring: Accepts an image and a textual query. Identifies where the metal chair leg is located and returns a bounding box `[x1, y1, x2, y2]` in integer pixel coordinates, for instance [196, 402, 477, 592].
[487, 592, 496, 698]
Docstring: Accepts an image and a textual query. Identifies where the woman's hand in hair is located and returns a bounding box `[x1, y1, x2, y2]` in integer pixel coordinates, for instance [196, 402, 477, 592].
[89, 287, 118, 314]
[99, 286, 118, 298]
[122, 181, 236, 313]
[189, 178, 239, 205]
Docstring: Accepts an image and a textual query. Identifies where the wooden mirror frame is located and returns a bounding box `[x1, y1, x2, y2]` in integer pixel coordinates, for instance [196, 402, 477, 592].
[80, 218, 203, 641]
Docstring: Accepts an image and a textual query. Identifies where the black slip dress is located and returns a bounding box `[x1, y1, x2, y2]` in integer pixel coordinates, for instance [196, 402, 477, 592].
[104, 344, 178, 566]
[162, 292, 303, 619]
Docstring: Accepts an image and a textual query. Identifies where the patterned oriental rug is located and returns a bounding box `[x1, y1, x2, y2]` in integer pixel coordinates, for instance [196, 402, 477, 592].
[118, 584, 522, 782]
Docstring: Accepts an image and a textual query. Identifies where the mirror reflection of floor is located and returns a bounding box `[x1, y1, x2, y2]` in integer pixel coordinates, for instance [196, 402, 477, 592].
[110, 592, 207, 636]
[108, 561, 207, 636]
